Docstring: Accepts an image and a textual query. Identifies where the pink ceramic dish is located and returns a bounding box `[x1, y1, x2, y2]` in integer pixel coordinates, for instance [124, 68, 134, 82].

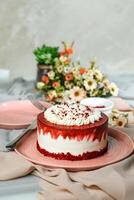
[15, 128, 134, 171]
[0, 100, 50, 129]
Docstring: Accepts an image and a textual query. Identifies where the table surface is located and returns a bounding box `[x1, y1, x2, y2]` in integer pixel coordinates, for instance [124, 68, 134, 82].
[0, 76, 134, 200]
[0, 175, 39, 200]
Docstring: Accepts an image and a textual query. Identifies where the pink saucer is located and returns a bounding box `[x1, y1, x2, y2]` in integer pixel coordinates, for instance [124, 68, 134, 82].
[15, 128, 134, 171]
[0, 100, 50, 129]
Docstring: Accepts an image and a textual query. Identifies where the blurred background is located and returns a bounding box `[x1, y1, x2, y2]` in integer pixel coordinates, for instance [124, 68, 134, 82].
[0, 0, 134, 80]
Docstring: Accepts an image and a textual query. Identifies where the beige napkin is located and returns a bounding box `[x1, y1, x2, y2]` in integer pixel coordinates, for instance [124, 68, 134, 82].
[0, 127, 134, 200]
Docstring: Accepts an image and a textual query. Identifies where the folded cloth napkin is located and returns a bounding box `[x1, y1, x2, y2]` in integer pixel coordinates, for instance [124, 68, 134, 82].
[0, 127, 134, 200]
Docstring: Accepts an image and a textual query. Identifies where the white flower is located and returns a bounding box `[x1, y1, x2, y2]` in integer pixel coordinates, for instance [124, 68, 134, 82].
[103, 79, 110, 89]
[59, 56, 68, 63]
[48, 71, 55, 80]
[62, 90, 76, 104]
[84, 78, 97, 91]
[101, 88, 109, 96]
[64, 66, 72, 73]
[65, 81, 73, 89]
[62, 90, 70, 101]
[57, 65, 64, 73]
[36, 82, 45, 89]
[48, 90, 57, 100]
[76, 80, 82, 87]
[90, 89, 99, 97]
[72, 68, 81, 79]
[109, 109, 128, 127]
[109, 82, 118, 96]
[116, 116, 128, 127]
[70, 86, 86, 102]
[72, 66, 79, 73]
[88, 69, 94, 76]
[93, 69, 103, 81]
[82, 70, 94, 80]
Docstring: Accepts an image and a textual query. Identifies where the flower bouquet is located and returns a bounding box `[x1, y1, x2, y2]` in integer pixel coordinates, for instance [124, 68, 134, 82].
[34, 42, 118, 103]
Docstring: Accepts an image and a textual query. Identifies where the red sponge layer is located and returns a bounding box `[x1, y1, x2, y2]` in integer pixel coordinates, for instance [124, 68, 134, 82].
[37, 141, 108, 161]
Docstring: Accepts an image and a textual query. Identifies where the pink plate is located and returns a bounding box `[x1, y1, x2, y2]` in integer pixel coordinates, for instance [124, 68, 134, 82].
[15, 128, 134, 171]
[0, 100, 46, 129]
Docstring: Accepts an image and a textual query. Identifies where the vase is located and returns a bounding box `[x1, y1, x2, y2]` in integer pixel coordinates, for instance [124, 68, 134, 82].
[36, 64, 51, 85]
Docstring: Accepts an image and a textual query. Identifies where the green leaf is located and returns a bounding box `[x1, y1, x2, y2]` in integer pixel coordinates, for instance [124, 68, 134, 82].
[33, 44, 60, 65]
[55, 86, 65, 92]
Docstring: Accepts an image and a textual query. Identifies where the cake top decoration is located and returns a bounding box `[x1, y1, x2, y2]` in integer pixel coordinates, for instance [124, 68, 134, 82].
[44, 104, 101, 126]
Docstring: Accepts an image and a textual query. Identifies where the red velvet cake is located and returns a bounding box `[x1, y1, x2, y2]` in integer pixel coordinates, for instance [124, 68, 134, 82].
[37, 104, 108, 161]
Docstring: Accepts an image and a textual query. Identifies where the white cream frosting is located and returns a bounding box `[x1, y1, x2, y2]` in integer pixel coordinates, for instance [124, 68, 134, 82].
[44, 104, 101, 126]
[37, 129, 107, 155]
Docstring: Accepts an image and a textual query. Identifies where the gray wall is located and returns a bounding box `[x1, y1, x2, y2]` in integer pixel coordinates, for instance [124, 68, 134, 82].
[0, 0, 134, 79]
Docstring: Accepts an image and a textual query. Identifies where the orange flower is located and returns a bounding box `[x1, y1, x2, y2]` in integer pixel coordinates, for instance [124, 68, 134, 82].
[64, 58, 70, 64]
[60, 51, 66, 56]
[47, 95, 53, 101]
[65, 73, 73, 81]
[60, 48, 73, 56]
[79, 68, 88, 75]
[42, 75, 49, 84]
[66, 48, 73, 55]
[52, 82, 60, 88]
[59, 56, 70, 64]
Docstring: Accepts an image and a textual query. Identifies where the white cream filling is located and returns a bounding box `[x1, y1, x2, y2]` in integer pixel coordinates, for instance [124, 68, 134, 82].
[37, 129, 107, 156]
[44, 104, 101, 126]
